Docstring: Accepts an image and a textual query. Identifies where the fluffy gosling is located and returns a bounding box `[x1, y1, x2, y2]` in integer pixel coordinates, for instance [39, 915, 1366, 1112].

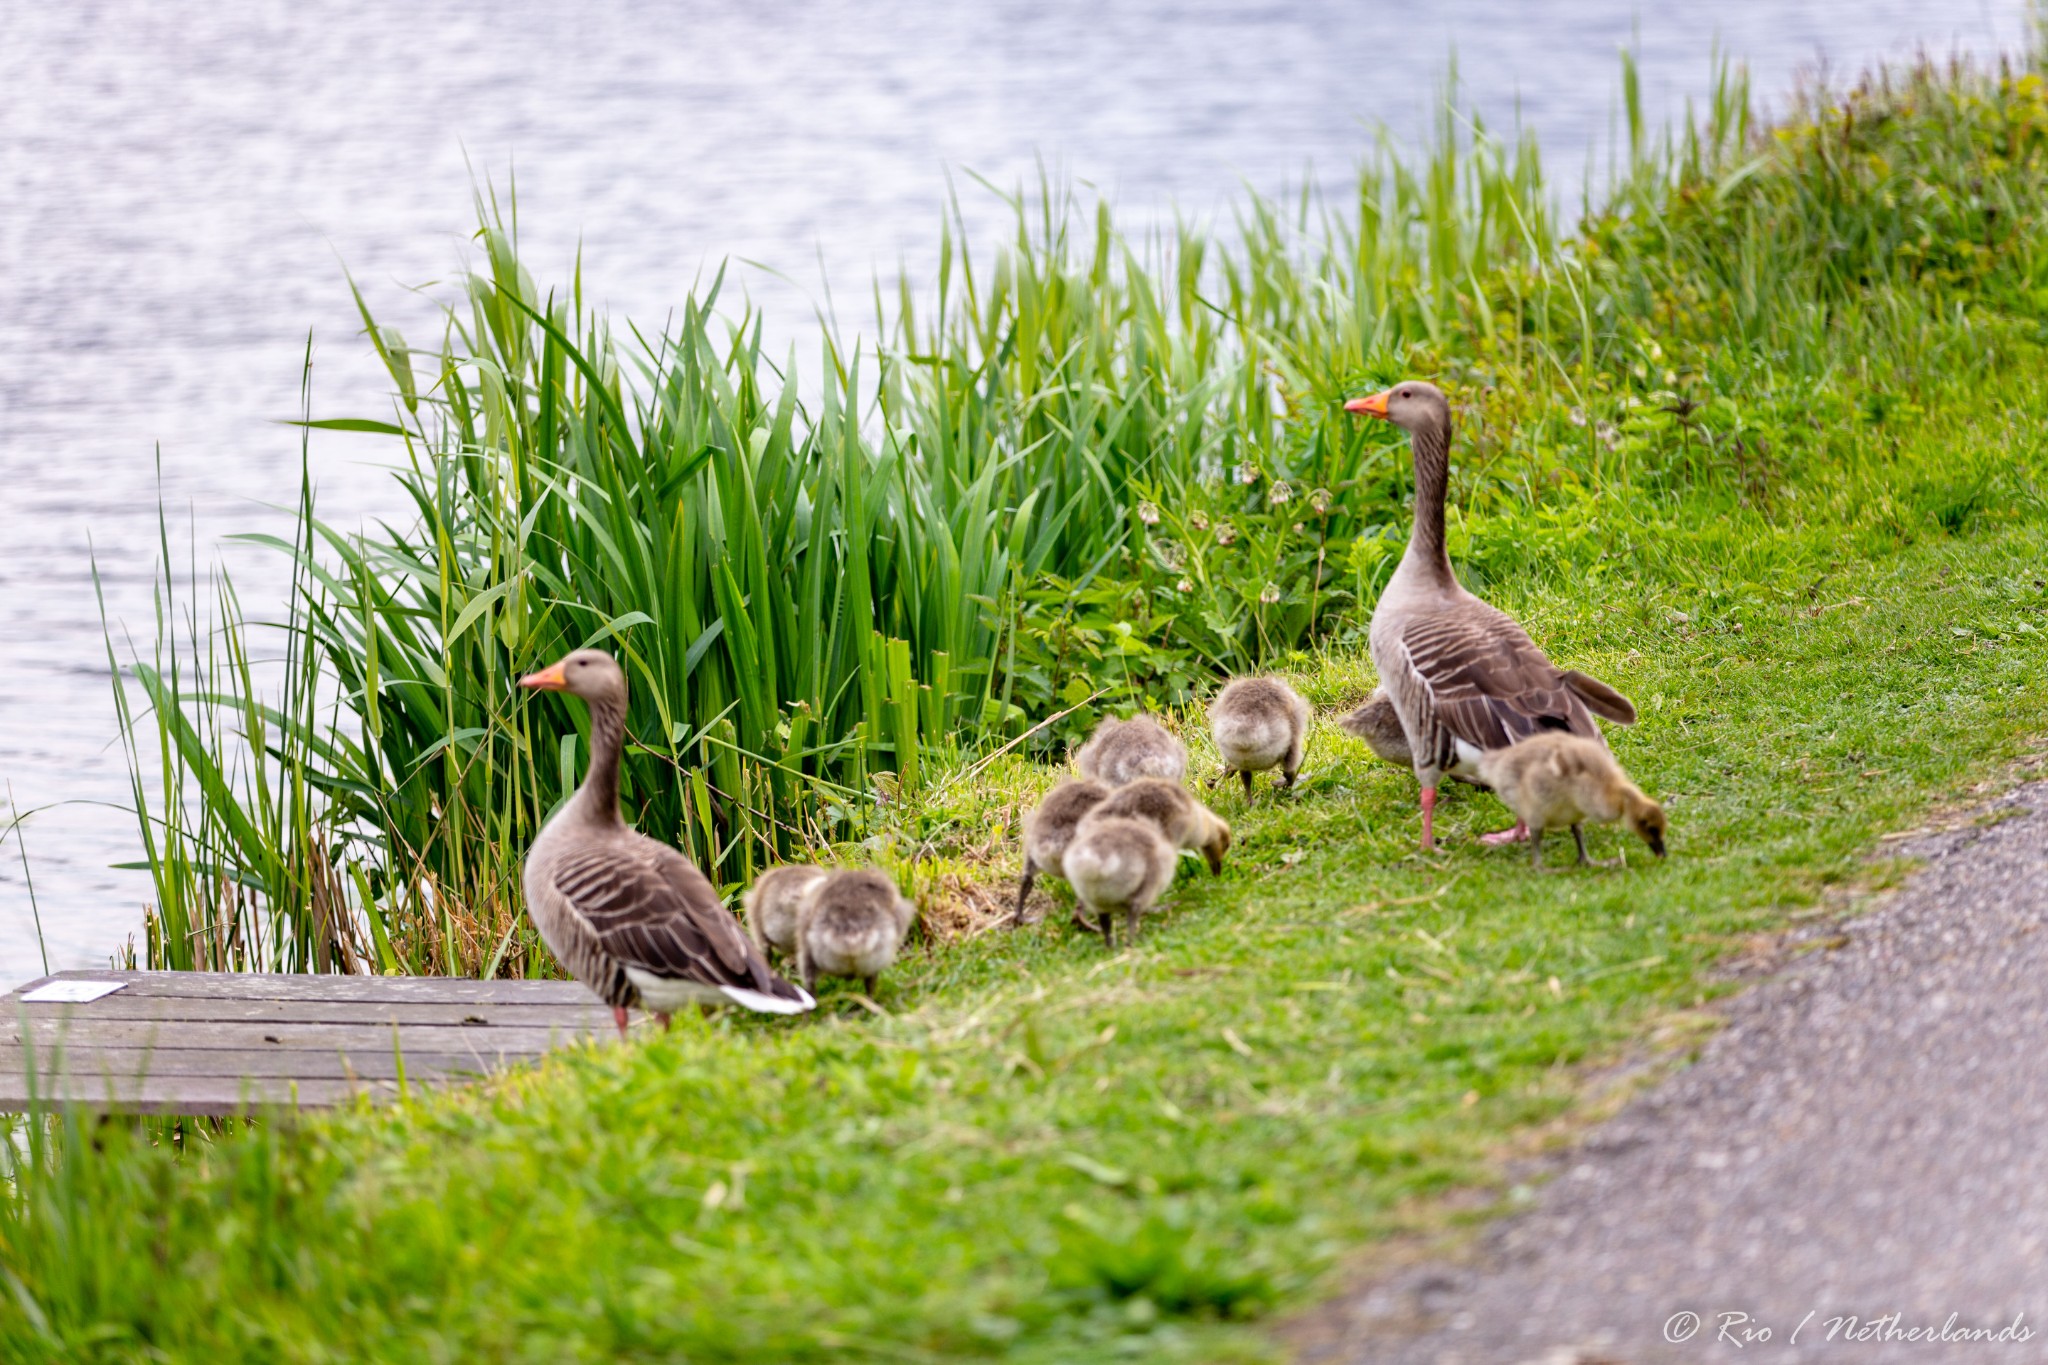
[795, 869, 919, 996]
[1332, 687, 1414, 770]
[1088, 777, 1231, 875]
[1073, 714, 1188, 786]
[1209, 676, 1312, 796]
[1017, 778, 1111, 921]
[1475, 733, 1668, 871]
[1061, 815, 1177, 951]
[742, 863, 827, 960]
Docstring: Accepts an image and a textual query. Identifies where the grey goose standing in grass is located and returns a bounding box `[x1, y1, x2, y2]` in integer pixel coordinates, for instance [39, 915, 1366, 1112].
[1062, 814, 1177, 951]
[1345, 382, 1637, 852]
[743, 863, 828, 961]
[519, 650, 814, 1034]
[1208, 676, 1312, 796]
[1072, 714, 1188, 786]
[794, 868, 918, 998]
[1016, 778, 1111, 922]
[1477, 732, 1667, 870]
[1333, 687, 1415, 770]
[1087, 778, 1231, 875]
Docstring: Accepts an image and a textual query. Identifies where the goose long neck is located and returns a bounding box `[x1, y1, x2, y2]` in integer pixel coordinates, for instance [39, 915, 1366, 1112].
[1403, 416, 1456, 587]
[577, 693, 627, 825]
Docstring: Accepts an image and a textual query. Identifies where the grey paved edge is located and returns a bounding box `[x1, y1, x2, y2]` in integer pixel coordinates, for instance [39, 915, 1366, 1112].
[1292, 777, 2048, 1365]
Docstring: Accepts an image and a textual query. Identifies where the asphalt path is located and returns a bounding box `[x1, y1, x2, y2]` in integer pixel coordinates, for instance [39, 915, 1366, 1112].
[1294, 776, 2048, 1364]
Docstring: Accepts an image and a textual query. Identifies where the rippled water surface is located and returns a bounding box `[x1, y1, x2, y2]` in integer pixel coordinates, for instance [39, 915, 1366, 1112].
[0, 0, 2029, 986]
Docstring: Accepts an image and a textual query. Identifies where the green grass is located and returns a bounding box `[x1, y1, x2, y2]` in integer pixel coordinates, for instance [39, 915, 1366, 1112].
[9, 511, 2046, 1363]
[12, 45, 2048, 1365]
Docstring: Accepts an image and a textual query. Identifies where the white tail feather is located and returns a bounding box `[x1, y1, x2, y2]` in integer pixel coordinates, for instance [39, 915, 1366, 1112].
[719, 983, 816, 1014]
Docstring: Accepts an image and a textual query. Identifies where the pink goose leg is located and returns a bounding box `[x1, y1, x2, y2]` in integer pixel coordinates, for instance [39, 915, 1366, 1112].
[612, 1006, 630, 1038]
[1480, 821, 1530, 845]
[1420, 786, 1438, 852]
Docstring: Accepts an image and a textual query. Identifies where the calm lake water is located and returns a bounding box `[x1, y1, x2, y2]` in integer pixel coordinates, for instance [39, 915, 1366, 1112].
[0, 0, 2030, 987]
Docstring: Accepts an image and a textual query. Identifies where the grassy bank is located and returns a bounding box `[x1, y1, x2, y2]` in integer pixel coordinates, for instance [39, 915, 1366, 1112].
[8, 49, 2048, 1365]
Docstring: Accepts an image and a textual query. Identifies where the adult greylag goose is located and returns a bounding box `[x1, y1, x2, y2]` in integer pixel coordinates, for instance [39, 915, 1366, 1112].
[742, 863, 828, 960]
[1086, 777, 1231, 875]
[1345, 382, 1637, 851]
[1208, 676, 1312, 796]
[519, 649, 814, 1034]
[1016, 778, 1111, 922]
[1073, 714, 1188, 786]
[1476, 733, 1667, 870]
[794, 868, 919, 998]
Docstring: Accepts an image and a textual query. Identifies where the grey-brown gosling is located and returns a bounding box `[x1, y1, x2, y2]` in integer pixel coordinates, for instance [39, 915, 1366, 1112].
[1332, 687, 1414, 770]
[1072, 714, 1188, 786]
[1061, 815, 1177, 951]
[795, 868, 919, 997]
[1475, 733, 1667, 871]
[742, 863, 827, 960]
[1087, 777, 1232, 875]
[1017, 778, 1111, 922]
[1209, 676, 1312, 796]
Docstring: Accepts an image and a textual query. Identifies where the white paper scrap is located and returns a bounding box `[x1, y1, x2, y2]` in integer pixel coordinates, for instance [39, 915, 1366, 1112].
[19, 979, 130, 1004]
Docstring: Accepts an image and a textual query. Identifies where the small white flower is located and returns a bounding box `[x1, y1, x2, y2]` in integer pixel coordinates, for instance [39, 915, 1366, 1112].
[1214, 522, 1237, 546]
[1308, 487, 1332, 513]
[1237, 462, 1260, 485]
[1568, 407, 1588, 427]
[1259, 582, 1281, 605]
[1268, 481, 1293, 506]
[1189, 510, 1210, 531]
[1136, 501, 1160, 525]
[1176, 577, 1194, 594]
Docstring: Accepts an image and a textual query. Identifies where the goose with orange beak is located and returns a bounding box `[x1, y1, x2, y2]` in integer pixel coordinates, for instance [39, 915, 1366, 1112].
[1345, 382, 1637, 853]
[519, 649, 813, 1034]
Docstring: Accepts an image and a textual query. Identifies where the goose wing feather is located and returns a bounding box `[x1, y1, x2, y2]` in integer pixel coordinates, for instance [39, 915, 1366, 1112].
[549, 838, 789, 997]
[1394, 603, 1598, 757]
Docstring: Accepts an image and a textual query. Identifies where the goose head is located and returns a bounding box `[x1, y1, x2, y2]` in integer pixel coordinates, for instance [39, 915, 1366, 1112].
[1344, 380, 1449, 435]
[519, 649, 627, 706]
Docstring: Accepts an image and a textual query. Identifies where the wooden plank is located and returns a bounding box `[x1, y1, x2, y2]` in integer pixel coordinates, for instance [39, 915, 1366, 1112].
[0, 971, 626, 1114]
[7, 995, 616, 1027]
[0, 1074, 418, 1116]
[8, 971, 598, 1005]
[0, 1046, 538, 1082]
[1, 1018, 610, 1052]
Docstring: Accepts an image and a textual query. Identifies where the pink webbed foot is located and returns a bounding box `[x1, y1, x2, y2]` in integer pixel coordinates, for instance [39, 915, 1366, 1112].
[1479, 820, 1530, 846]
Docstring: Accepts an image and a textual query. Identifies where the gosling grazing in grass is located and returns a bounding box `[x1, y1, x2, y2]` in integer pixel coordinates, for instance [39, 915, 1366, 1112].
[1017, 778, 1111, 922]
[1073, 714, 1188, 786]
[1062, 815, 1177, 951]
[1475, 733, 1667, 871]
[742, 864, 828, 960]
[1209, 676, 1312, 796]
[1088, 778, 1232, 875]
[795, 868, 919, 997]
[1333, 688, 1414, 770]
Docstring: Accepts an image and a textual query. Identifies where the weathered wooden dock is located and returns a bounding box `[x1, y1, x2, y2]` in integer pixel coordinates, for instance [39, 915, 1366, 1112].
[2, 970, 616, 1115]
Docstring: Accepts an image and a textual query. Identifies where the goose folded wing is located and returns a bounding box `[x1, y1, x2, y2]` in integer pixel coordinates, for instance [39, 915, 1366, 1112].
[548, 843, 774, 992]
[1397, 608, 1593, 750]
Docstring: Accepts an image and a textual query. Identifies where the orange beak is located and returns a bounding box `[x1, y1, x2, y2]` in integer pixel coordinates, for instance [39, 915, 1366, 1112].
[518, 661, 569, 691]
[1344, 391, 1391, 420]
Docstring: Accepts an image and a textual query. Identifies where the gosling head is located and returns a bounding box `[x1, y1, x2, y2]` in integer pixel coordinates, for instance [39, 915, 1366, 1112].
[1626, 795, 1668, 858]
[519, 649, 627, 706]
[1344, 380, 1449, 436]
[1200, 810, 1233, 876]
